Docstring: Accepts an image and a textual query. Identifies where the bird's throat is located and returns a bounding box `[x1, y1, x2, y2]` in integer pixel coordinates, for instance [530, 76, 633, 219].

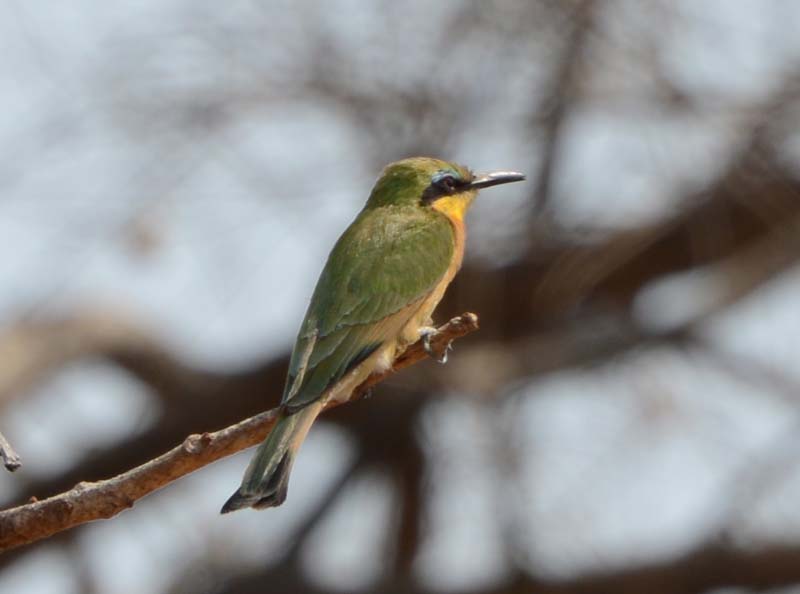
[431, 194, 475, 223]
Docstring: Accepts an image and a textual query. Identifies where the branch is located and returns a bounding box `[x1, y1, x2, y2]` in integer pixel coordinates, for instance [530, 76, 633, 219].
[0, 308, 157, 410]
[201, 540, 800, 594]
[0, 430, 21, 472]
[528, 0, 596, 219]
[0, 313, 479, 552]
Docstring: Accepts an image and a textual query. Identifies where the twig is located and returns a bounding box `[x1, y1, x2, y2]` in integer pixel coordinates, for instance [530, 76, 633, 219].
[0, 313, 479, 552]
[0, 431, 20, 472]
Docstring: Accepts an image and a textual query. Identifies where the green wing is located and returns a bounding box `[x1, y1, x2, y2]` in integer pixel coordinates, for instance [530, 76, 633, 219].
[282, 206, 454, 412]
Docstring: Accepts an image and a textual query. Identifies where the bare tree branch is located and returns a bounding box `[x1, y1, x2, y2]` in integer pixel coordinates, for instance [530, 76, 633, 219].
[0, 313, 478, 552]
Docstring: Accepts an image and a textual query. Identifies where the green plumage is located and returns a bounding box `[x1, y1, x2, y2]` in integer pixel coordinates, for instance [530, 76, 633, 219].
[222, 157, 525, 513]
[221, 158, 463, 513]
[220, 157, 526, 513]
[284, 203, 455, 411]
[222, 157, 524, 513]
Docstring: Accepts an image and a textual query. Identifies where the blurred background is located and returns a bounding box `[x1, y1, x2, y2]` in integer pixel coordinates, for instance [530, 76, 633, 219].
[2, 1, 800, 593]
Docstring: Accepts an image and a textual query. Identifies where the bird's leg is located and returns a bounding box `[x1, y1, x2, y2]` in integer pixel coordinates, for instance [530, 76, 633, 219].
[418, 326, 452, 364]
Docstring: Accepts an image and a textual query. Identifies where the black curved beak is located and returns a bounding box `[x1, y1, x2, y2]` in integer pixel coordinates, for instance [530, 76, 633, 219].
[469, 170, 526, 190]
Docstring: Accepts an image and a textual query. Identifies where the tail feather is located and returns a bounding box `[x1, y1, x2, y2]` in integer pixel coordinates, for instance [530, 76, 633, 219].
[220, 402, 322, 514]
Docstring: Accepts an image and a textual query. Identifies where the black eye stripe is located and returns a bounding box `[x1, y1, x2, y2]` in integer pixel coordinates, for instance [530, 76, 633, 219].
[422, 171, 466, 204]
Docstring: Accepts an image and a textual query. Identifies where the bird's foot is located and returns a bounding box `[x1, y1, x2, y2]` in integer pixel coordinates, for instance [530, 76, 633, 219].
[419, 326, 452, 364]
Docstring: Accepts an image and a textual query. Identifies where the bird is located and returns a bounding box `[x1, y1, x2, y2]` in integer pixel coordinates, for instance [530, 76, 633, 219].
[221, 157, 524, 513]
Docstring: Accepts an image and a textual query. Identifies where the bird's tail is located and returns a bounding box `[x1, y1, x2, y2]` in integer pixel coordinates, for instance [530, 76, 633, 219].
[220, 401, 323, 513]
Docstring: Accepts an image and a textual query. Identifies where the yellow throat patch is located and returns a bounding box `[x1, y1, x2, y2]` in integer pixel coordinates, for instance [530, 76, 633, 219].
[431, 193, 476, 223]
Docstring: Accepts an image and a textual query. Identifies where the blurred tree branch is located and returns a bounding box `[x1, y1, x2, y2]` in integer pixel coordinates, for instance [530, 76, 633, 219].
[192, 539, 800, 594]
[0, 309, 169, 409]
[0, 431, 20, 472]
[0, 314, 478, 552]
[528, 0, 597, 221]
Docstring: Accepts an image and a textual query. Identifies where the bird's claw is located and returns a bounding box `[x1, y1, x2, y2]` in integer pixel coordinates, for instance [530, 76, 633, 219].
[436, 342, 452, 364]
[420, 326, 452, 364]
[420, 326, 437, 357]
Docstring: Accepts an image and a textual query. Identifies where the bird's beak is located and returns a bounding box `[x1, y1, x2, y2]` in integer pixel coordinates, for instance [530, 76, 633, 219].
[469, 170, 526, 190]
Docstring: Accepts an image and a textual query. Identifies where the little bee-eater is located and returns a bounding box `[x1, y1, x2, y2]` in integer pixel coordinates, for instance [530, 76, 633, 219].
[221, 157, 524, 512]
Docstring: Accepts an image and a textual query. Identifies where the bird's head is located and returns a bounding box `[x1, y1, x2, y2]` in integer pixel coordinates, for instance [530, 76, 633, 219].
[365, 157, 525, 222]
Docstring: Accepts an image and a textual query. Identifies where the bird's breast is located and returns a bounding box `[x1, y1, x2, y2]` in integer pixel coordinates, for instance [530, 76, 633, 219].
[398, 213, 465, 346]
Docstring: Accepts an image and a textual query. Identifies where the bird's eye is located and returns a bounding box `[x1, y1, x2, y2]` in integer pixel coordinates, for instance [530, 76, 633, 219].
[435, 175, 457, 193]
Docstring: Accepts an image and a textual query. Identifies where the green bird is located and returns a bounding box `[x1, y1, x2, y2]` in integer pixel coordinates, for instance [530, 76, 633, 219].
[221, 157, 524, 513]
